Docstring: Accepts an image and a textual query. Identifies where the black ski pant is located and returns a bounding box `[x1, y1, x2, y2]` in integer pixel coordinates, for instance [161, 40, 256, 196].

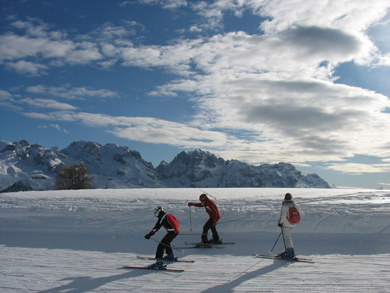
[201, 218, 219, 243]
[156, 232, 178, 259]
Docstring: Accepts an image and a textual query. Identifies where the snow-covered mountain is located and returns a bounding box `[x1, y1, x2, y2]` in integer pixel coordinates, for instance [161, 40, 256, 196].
[61, 141, 163, 189]
[0, 140, 334, 191]
[156, 149, 333, 188]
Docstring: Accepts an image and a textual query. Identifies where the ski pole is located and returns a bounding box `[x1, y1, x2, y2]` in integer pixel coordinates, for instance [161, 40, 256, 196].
[269, 230, 282, 255]
[189, 205, 193, 232]
[149, 237, 184, 253]
[216, 215, 253, 225]
[280, 227, 286, 251]
[200, 190, 216, 200]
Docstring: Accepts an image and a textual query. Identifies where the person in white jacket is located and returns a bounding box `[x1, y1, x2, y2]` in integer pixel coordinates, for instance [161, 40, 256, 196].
[277, 193, 301, 259]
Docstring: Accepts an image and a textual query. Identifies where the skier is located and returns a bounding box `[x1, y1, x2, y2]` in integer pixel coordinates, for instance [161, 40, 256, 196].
[144, 206, 180, 268]
[277, 192, 301, 259]
[188, 193, 221, 245]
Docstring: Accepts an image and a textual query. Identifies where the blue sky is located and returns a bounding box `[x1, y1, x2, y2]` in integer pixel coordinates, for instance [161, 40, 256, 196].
[1, 0, 389, 189]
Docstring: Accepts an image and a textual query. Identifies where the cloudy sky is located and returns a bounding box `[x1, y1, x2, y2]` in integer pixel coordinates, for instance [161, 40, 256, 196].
[1, 0, 389, 189]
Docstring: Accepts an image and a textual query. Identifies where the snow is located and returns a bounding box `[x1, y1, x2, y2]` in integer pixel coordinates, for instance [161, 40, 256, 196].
[1, 188, 389, 292]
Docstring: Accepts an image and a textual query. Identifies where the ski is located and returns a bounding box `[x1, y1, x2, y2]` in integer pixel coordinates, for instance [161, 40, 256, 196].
[254, 253, 313, 261]
[254, 253, 314, 263]
[174, 244, 225, 249]
[122, 265, 184, 272]
[185, 241, 235, 245]
[137, 255, 195, 263]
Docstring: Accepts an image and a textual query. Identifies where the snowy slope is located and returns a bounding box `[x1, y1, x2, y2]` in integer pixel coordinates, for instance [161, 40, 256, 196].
[1, 188, 389, 292]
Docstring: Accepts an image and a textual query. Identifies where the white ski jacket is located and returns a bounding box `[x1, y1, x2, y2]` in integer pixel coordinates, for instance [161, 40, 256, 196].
[278, 200, 301, 228]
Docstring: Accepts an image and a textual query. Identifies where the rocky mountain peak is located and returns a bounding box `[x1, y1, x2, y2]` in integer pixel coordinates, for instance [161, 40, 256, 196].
[0, 139, 335, 192]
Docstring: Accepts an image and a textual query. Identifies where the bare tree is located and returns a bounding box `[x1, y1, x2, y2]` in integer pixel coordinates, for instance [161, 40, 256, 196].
[55, 162, 94, 190]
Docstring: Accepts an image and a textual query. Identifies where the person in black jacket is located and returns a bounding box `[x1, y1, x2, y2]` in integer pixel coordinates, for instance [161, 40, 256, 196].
[145, 206, 180, 268]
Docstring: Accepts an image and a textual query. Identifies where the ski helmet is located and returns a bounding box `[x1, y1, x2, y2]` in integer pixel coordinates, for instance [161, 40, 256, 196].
[154, 206, 163, 217]
[199, 194, 207, 201]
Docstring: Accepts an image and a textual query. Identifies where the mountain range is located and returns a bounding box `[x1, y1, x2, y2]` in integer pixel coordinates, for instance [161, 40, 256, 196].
[0, 139, 335, 192]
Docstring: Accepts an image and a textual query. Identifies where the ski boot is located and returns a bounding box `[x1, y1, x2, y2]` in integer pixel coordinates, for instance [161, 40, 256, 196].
[148, 258, 164, 269]
[163, 253, 176, 261]
[279, 248, 295, 259]
[209, 239, 223, 244]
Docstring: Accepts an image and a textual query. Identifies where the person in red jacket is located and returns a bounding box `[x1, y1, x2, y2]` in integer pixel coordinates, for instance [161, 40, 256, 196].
[145, 206, 180, 268]
[188, 193, 221, 245]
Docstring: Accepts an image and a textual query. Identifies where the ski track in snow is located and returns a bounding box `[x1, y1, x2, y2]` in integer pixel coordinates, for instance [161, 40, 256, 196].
[1, 188, 390, 292]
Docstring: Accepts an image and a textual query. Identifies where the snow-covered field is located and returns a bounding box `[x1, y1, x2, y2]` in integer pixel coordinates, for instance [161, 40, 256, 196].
[1, 188, 389, 292]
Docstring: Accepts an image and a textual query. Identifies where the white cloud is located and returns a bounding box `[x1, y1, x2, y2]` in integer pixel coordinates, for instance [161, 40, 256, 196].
[64, 41, 103, 64]
[83, 21, 144, 44]
[78, 113, 227, 149]
[189, 25, 202, 33]
[110, 122, 227, 148]
[25, 85, 119, 100]
[119, 41, 197, 71]
[0, 89, 22, 111]
[49, 124, 69, 134]
[194, 73, 390, 160]
[326, 163, 390, 174]
[0, 19, 102, 74]
[114, 26, 371, 82]
[0, 89, 12, 100]
[38, 124, 69, 133]
[377, 53, 390, 66]
[149, 79, 198, 96]
[21, 98, 77, 110]
[24, 112, 55, 120]
[5, 60, 48, 76]
[0, 32, 73, 61]
[137, 0, 188, 9]
[24, 111, 227, 149]
[11, 18, 52, 38]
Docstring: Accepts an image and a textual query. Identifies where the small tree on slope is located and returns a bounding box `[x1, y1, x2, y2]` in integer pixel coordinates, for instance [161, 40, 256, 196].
[55, 162, 94, 190]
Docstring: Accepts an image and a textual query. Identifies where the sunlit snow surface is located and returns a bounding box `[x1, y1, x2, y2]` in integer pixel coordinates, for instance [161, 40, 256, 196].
[1, 188, 389, 292]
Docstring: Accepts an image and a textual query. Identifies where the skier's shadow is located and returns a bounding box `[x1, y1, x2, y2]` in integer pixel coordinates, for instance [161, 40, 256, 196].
[202, 260, 285, 293]
[38, 269, 164, 293]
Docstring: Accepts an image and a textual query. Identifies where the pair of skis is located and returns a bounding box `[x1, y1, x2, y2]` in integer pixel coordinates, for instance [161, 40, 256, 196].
[122, 251, 314, 272]
[136, 255, 194, 263]
[173, 241, 234, 249]
[254, 252, 315, 263]
[121, 241, 235, 271]
[122, 265, 185, 272]
[185, 241, 235, 245]
[121, 255, 195, 272]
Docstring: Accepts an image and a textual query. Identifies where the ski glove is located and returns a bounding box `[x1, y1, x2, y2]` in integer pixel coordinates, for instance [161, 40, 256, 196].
[145, 230, 155, 239]
[278, 223, 283, 227]
[188, 203, 194, 207]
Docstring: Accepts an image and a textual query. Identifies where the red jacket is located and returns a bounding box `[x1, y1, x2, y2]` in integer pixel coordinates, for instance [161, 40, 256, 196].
[191, 198, 221, 223]
[152, 213, 180, 234]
